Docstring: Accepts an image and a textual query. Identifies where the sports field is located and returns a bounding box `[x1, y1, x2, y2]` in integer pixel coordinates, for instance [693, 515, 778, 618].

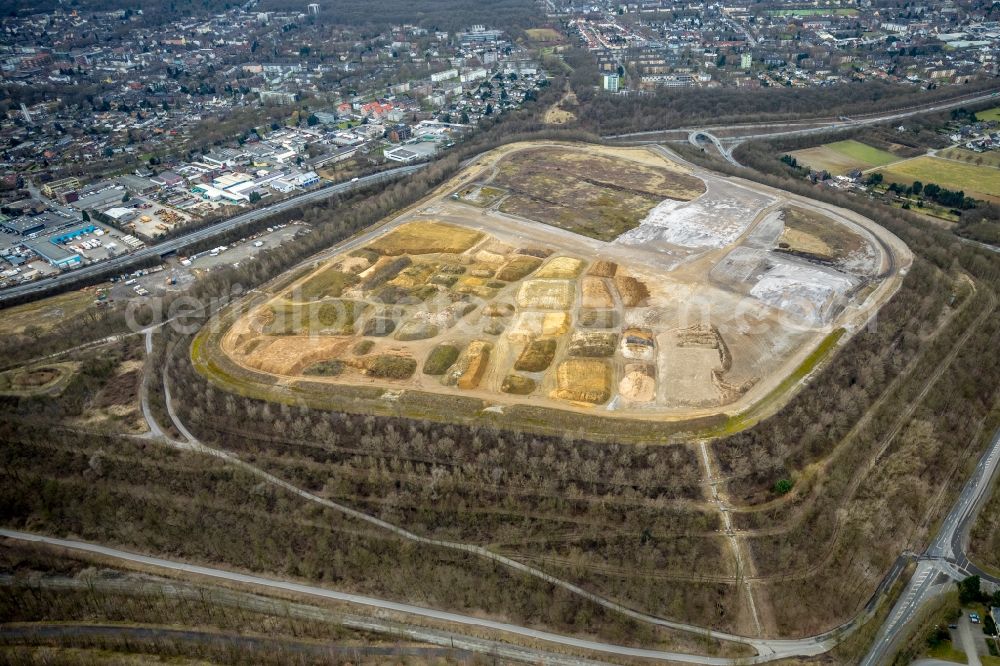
[875, 156, 1000, 201]
[788, 140, 900, 175]
[525, 28, 563, 42]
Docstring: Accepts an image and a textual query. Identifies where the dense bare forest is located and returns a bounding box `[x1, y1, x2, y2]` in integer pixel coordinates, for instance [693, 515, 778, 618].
[3, 53, 1000, 643]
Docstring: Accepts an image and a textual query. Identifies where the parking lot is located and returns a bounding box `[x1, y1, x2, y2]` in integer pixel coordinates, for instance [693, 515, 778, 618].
[109, 223, 306, 301]
[0, 221, 140, 289]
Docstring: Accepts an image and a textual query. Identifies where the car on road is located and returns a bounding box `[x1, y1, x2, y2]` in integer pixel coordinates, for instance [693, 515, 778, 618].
[970, 613, 980, 624]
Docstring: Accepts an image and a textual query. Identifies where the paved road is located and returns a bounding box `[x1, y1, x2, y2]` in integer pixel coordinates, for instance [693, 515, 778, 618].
[860, 426, 1000, 666]
[0, 165, 425, 305]
[0, 623, 470, 661]
[604, 89, 1000, 140]
[957, 613, 983, 666]
[688, 131, 741, 167]
[0, 573, 615, 666]
[615, 89, 1000, 168]
[0, 528, 774, 665]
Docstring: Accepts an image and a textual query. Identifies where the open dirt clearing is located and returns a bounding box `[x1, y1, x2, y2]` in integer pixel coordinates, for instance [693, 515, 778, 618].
[0, 289, 97, 336]
[208, 141, 910, 427]
[492, 145, 705, 241]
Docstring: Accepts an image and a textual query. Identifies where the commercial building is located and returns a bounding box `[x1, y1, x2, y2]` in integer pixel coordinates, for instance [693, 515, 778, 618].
[458, 25, 503, 45]
[1, 217, 47, 236]
[24, 237, 82, 268]
[384, 142, 437, 163]
[49, 224, 98, 244]
[41, 176, 80, 200]
[118, 174, 160, 196]
[104, 207, 139, 223]
[602, 73, 620, 92]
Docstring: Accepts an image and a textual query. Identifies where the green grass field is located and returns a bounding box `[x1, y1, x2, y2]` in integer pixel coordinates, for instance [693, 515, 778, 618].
[938, 146, 1000, 169]
[976, 106, 1000, 122]
[825, 140, 898, 166]
[876, 156, 1000, 201]
[788, 140, 899, 175]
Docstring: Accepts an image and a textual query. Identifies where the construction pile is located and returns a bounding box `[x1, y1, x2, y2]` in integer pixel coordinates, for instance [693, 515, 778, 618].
[621, 328, 655, 360]
[443, 340, 492, 389]
[568, 331, 618, 357]
[501, 374, 536, 395]
[536, 256, 585, 279]
[552, 359, 612, 404]
[614, 275, 650, 307]
[581, 276, 614, 308]
[514, 338, 558, 372]
[588, 260, 618, 278]
[619, 363, 656, 403]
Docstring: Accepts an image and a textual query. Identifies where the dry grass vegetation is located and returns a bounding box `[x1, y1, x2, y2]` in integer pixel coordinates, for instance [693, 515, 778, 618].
[777, 206, 865, 265]
[368, 220, 484, 255]
[970, 475, 1000, 575]
[0, 290, 98, 337]
[494, 147, 705, 241]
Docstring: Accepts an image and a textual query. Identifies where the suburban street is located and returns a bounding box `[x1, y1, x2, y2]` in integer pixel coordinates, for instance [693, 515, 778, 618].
[0, 164, 425, 304]
[861, 426, 1000, 666]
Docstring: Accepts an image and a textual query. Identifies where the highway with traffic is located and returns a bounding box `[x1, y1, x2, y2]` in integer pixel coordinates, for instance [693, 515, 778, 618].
[4, 88, 997, 307]
[0, 164, 424, 305]
[611, 88, 1000, 167]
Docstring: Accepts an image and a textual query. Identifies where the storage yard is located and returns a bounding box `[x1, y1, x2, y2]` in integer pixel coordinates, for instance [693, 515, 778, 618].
[208, 142, 909, 424]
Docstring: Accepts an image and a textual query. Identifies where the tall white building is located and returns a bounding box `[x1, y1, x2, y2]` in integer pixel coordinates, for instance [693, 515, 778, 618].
[307, 3, 320, 15]
[602, 73, 620, 92]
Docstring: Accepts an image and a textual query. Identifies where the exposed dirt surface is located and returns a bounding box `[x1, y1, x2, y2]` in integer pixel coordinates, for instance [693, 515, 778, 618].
[210, 141, 910, 425]
[492, 146, 705, 241]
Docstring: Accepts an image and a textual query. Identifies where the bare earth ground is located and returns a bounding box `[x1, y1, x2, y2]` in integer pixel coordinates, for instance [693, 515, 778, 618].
[209, 142, 911, 426]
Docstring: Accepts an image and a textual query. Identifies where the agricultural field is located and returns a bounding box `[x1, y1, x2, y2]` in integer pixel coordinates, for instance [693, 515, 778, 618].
[937, 146, 1000, 169]
[206, 142, 908, 428]
[787, 139, 901, 175]
[875, 155, 1000, 202]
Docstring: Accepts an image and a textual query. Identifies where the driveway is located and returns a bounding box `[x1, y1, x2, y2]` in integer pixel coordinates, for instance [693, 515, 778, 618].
[957, 612, 982, 666]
